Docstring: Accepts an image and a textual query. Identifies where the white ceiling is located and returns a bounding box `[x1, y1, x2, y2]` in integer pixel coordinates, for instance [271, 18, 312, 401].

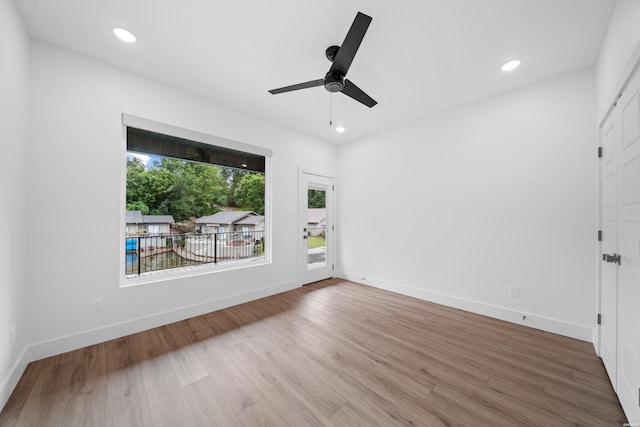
[14, 0, 616, 143]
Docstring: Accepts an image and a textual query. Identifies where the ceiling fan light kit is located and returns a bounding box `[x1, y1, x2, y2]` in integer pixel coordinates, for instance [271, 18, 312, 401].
[268, 11, 377, 108]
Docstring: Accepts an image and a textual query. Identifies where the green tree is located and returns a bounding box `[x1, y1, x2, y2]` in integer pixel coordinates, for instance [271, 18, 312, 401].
[220, 168, 249, 207]
[234, 173, 265, 215]
[308, 189, 326, 208]
[144, 165, 176, 214]
[154, 159, 227, 221]
[126, 200, 149, 214]
[125, 156, 228, 222]
[126, 157, 147, 206]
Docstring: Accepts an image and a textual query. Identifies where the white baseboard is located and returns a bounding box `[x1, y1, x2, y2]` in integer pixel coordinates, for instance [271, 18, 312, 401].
[3, 274, 595, 413]
[0, 345, 30, 412]
[28, 280, 299, 362]
[592, 326, 601, 356]
[337, 271, 593, 342]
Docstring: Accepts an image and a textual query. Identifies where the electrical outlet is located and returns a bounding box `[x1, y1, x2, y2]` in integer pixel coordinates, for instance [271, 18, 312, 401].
[11, 325, 16, 345]
[92, 297, 104, 312]
[508, 285, 521, 298]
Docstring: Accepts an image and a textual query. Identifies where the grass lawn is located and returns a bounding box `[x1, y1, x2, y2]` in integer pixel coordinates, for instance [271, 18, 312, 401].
[308, 236, 326, 249]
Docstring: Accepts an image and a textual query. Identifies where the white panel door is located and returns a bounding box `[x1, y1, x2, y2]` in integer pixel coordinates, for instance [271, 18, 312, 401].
[600, 113, 619, 390]
[298, 171, 334, 285]
[617, 67, 640, 423]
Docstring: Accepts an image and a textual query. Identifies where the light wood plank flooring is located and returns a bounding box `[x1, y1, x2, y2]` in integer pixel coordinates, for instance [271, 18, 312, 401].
[0, 279, 627, 426]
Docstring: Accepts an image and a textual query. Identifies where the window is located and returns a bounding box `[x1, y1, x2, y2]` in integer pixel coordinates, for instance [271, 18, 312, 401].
[122, 115, 271, 282]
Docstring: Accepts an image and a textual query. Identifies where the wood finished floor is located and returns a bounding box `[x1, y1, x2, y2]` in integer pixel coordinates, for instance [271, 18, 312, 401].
[0, 279, 627, 426]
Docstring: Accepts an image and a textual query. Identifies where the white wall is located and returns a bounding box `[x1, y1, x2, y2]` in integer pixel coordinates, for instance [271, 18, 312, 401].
[338, 68, 597, 340]
[596, 0, 640, 121]
[0, 0, 30, 409]
[3, 1, 625, 410]
[27, 42, 337, 359]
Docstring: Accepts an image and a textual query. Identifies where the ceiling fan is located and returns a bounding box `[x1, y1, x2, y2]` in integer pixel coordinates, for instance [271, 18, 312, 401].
[268, 11, 377, 108]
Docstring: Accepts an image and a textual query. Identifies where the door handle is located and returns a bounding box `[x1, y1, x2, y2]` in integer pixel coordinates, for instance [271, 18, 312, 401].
[602, 253, 621, 265]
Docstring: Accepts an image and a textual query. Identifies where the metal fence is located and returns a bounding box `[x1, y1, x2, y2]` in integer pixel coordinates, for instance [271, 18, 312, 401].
[125, 230, 265, 277]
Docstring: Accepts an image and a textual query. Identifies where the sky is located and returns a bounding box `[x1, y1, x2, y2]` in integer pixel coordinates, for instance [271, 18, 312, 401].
[127, 152, 162, 169]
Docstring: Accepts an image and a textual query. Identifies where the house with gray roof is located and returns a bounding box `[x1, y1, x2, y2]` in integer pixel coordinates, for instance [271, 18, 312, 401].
[125, 210, 144, 229]
[126, 211, 175, 235]
[196, 211, 264, 237]
[307, 208, 327, 236]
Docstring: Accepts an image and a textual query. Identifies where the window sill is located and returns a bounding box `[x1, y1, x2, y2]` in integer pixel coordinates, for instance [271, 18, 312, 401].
[120, 256, 269, 288]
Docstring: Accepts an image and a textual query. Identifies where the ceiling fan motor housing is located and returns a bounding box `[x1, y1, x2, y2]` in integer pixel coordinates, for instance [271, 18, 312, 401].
[324, 70, 344, 92]
[325, 45, 340, 62]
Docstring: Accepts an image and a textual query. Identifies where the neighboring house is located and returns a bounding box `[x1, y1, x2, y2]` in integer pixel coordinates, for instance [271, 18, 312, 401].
[307, 208, 326, 236]
[125, 211, 144, 234]
[141, 215, 174, 234]
[126, 211, 175, 235]
[196, 211, 265, 237]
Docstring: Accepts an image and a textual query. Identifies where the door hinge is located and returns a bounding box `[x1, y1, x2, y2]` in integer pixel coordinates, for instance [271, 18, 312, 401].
[332, 185, 335, 191]
[598, 147, 603, 158]
[613, 92, 622, 108]
[598, 230, 602, 242]
[597, 313, 601, 325]
[332, 224, 334, 231]
[332, 264, 334, 271]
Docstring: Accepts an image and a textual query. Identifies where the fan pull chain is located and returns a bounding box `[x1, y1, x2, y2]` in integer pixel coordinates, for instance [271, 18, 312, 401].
[329, 93, 333, 126]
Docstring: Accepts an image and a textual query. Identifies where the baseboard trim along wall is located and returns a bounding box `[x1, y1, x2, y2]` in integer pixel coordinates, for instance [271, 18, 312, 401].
[27, 279, 300, 363]
[0, 346, 30, 411]
[1, 280, 299, 413]
[2, 274, 592, 412]
[338, 272, 593, 342]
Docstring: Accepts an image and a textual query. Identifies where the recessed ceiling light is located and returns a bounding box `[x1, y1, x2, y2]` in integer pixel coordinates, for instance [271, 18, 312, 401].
[501, 59, 521, 72]
[336, 126, 345, 133]
[113, 28, 136, 43]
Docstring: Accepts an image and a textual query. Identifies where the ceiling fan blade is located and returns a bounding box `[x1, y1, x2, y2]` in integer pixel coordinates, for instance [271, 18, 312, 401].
[269, 79, 324, 94]
[341, 79, 377, 108]
[330, 12, 372, 76]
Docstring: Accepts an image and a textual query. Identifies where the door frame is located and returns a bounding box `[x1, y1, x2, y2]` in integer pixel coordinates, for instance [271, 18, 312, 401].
[298, 168, 335, 286]
[596, 44, 640, 423]
[596, 44, 640, 356]
[595, 125, 603, 356]
[597, 112, 620, 388]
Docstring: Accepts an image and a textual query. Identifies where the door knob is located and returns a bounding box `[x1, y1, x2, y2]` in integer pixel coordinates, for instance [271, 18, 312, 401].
[602, 253, 621, 265]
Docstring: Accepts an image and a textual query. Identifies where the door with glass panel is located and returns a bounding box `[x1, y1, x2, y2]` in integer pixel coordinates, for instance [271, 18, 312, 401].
[299, 172, 334, 285]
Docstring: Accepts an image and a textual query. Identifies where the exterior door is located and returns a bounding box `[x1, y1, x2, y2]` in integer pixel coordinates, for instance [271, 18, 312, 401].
[599, 63, 640, 422]
[299, 171, 334, 285]
[616, 67, 640, 423]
